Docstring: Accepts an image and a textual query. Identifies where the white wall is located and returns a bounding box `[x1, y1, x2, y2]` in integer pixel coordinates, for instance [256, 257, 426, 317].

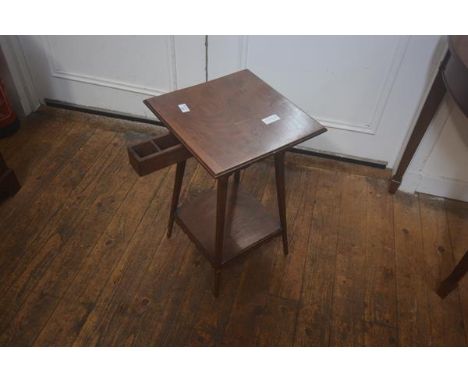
[8, 35, 467, 202]
[400, 95, 468, 202]
[208, 36, 446, 168]
[18, 36, 205, 119]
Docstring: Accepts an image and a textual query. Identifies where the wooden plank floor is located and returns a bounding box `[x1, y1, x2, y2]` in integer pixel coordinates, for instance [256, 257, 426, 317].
[0, 107, 467, 346]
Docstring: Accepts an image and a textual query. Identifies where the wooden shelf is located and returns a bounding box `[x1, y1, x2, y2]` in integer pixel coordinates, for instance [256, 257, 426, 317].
[175, 184, 281, 265]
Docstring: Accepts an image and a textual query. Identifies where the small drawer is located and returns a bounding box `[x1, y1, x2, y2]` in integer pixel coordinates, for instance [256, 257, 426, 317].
[127, 133, 192, 176]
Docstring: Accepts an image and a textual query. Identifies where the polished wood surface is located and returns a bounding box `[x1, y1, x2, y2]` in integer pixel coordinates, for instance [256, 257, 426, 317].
[176, 182, 282, 266]
[145, 69, 327, 178]
[213, 176, 228, 297]
[389, 36, 468, 193]
[167, 160, 186, 238]
[388, 65, 447, 193]
[127, 132, 191, 177]
[445, 36, 468, 117]
[437, 251, 468, 298]
[274, 151, 288, 256]
[0, 108, 467, 346]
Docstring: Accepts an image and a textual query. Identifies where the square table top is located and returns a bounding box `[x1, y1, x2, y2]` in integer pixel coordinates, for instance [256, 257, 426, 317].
[144, 69, 326, 178]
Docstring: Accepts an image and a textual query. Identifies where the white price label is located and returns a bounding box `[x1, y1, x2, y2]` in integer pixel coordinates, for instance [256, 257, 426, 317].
[178, 103, 190, 113]
[262, 114, 280, 125]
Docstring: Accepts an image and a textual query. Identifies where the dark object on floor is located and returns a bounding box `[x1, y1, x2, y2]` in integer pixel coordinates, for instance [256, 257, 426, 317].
[0, 117, 20, 138]
[389, 35, 468, 193]
[437, 250, 468, 298]
[0, 152, 20, 200]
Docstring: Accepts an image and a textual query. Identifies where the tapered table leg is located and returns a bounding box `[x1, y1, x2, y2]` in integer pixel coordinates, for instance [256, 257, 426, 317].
[213, 175, 229, 297]
[274, 151, 288, 255]
[437, 250, 468, 298]
[167, 160, 186, 238]
[234, 170, 241, 184]
[388, 64, 447, 193]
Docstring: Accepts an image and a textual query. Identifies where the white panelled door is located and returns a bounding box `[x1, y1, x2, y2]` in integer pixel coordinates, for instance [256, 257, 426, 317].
[19, 36, 205, 119]
[19, 35, 445, 168]
[208, 36, 445, 167]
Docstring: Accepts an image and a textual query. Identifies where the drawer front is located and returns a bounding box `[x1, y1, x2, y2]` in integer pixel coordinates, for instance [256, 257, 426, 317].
[127, 133, 192, 176]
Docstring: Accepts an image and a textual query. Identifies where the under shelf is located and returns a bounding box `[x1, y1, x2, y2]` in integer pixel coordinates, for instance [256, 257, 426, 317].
[175, 184, 281, 265]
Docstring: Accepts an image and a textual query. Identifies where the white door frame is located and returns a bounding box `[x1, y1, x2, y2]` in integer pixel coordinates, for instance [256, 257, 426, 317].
[0, 35, 40, 116]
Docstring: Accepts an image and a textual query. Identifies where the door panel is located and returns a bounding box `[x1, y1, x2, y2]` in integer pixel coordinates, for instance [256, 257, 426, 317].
[19, 35, 205, 119]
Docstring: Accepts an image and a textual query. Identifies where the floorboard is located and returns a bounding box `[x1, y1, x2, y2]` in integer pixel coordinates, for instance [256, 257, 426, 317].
[294, 170, 342, 346]
[394, 192, 432, 346]
[362, 177, 398, 346]
[0, 107, 467, 346]
[419, 196, 466, 346]
[445, 199, 468, 344]
[329, 174, 369, 346]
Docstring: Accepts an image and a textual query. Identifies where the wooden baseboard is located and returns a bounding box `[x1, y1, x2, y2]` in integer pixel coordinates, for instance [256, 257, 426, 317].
[44, 99, 166, 127]
[288, 147, 387, 169]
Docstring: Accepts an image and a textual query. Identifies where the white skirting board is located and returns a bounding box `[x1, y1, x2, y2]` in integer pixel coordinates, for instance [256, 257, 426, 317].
[400, 171, 468, 202]
[399, 94, 468, 203]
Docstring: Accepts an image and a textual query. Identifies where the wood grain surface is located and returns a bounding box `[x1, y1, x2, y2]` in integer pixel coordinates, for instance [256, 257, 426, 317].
[0, 107, 466, 346]
[145, 70, 327, 178]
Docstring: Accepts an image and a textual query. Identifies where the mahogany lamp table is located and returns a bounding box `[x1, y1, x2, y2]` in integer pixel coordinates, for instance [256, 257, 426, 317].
[143, 70, 326, 296]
